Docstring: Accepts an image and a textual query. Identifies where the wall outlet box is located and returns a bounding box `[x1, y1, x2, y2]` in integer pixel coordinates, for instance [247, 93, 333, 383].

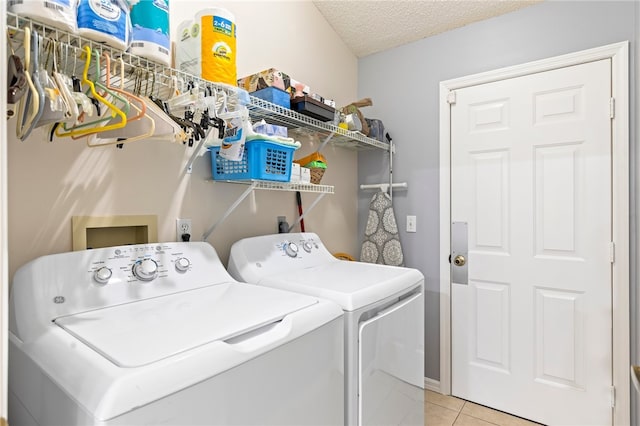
[176, 219, 192, 242]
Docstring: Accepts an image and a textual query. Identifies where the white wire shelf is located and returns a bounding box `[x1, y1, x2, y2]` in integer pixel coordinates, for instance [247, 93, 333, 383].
[247, 97, 390, 151]
[6, 11, 390, 152]
[202, 179, 333, 240]
[6, 12, 243, 103]
[216, 180, 334, 194]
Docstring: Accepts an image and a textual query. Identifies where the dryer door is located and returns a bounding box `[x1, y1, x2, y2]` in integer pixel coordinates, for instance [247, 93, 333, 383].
[358, 292, 424, 426]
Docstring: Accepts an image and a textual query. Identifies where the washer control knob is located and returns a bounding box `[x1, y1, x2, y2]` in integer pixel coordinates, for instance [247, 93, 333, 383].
[175, 257, 191, 272]
[284, 242, 299, 258]
[93, 267, 112, 284]
[133, 259, 159, 281]
[303, 241, 313, 253]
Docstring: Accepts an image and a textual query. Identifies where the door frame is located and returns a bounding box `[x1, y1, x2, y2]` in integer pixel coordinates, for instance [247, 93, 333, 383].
[1, 1, 8, 423]
[438, 41, 630, 424]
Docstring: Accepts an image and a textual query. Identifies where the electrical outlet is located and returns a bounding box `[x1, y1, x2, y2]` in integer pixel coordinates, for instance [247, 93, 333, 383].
[277, 216, 288, 234]
[176, 219, 192, 242]
[406, 215, 417, 233]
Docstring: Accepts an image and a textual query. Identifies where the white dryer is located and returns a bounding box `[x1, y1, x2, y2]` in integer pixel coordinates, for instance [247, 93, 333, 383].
[9, 242, 344, 426]
[228, 232, 425, 426]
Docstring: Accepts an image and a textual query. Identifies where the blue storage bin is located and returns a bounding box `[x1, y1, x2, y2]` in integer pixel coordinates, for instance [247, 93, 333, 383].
[210, 140, 294, 182]
[251, 87, 291, 109]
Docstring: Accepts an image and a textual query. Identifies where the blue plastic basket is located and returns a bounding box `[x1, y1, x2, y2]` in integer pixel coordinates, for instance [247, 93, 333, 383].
[210, 140, 294, 182]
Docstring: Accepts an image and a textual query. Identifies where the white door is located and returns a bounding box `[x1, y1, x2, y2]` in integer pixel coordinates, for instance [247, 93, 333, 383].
[451, 59, 612, 426]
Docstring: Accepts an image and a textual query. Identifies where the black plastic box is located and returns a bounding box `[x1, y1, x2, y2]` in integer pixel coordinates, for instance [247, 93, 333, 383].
[290, 96, 335, 122]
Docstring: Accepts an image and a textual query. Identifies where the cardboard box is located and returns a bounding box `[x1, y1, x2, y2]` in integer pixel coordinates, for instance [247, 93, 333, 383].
[290, 163, 301, 183]
[238, 68, 292, 93]
[238, 68, 310, 98]
[300, 167, 311, 184]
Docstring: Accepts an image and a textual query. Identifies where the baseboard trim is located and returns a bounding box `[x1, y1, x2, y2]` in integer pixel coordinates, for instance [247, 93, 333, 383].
[424, 377, 441, 393]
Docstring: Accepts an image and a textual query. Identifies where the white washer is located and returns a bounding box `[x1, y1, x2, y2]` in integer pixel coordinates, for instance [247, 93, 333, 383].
[228, 232, 425, 426]
[9, 242, 344, 426]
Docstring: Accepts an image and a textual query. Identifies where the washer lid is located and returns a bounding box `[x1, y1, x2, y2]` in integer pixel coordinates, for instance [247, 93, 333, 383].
[258, 262, 424, 311]
[54, 283, 317, 367]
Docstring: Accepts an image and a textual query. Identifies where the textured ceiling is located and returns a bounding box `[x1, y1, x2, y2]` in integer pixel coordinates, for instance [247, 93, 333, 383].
[312, 0, 542, 57]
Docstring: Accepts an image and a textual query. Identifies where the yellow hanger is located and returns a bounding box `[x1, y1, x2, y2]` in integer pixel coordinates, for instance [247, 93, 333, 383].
[15, 26, 41, 140]
[69, 49, 131, 140]
[55, 45, 127, 138]
[86, 54, 156, 148]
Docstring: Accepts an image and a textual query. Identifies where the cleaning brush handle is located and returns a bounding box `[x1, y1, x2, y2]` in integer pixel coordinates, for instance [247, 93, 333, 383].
[296, 191, 305, 232]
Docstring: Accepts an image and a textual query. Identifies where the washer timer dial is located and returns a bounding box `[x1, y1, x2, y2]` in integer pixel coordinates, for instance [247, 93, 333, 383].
[132, 259, 159, 281]
[93, 267, 112, 285]
[284, 242, 299, 258]
[175, 257, 191, 272]
[302, 241, 313, 253]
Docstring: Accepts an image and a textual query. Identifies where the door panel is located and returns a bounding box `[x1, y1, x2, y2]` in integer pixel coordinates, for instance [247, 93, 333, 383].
[451, 59, 612, 426]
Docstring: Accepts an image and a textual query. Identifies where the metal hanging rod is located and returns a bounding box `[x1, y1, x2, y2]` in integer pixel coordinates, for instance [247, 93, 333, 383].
[359, 182, 408, 191]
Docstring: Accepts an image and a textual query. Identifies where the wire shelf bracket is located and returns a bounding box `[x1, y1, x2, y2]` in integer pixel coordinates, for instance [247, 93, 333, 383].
[202, 180, 334, 240]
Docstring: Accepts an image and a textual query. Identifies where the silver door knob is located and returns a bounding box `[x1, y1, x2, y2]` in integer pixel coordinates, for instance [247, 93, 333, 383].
[453, 255, 466, 267]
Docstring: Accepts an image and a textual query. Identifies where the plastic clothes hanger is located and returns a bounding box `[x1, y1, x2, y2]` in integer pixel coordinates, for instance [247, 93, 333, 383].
[86, 54, 155, 148]
[34, 37, 67, 128]
[68, 49, 131, 140]
[55, 45, 127, 138]
[63, 49, 96, 126]
[167, 79, 199, 111]
[71, 48, 131, 132]
[106, 55, 144, 118]
[6, 29, 27, 104]
[89, 49, 130, 114]
[135, 73, 187, 144]
[54, 46, 115, 135]
[16, 27, 43, 141]
[48, 39, 75, 123]
[48, 45, 94, 142]
[148, 81, 198, 144]
[23, 29, 46, 135]
[52, 42, 79, 125]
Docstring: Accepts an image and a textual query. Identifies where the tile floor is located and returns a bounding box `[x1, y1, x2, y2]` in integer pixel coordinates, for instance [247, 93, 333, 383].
[425, 390, 544, 426]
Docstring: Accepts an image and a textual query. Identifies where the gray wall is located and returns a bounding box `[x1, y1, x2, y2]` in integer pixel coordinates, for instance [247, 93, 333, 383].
[357, 0, 638, 383]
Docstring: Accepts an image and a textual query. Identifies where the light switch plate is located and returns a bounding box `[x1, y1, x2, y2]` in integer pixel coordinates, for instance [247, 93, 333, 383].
[406, 215, 417, 233]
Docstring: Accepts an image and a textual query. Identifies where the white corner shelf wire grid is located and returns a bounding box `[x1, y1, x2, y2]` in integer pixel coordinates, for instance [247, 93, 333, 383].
[202, 180, 334, 240]
[247, 96, 391, 151]
[228, 180, 334, 194]
[6, 11, 243, 110]
[6, 11, 390, 153]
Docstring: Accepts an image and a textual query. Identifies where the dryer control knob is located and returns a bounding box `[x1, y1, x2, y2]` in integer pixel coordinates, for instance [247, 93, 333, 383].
[302, 241, 313, 253]
[175, 257, 191, 272]
[93, 267, 112, 284]
[284, 242, 299, 258]
[133, 259, 159, 281]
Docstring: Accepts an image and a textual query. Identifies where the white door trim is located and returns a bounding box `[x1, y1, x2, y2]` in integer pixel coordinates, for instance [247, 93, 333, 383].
[1, 1, 8, 422]
[439, 41, 630, 424]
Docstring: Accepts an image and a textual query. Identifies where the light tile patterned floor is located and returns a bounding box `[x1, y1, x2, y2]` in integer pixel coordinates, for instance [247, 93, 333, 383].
[425, 391, 544, 426]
